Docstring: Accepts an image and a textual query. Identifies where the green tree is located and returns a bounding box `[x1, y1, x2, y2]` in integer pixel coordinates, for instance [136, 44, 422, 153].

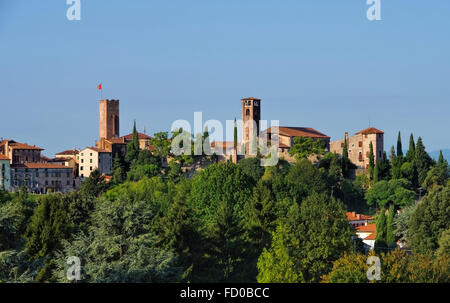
[386, 204, 396, 249]
[233, 118, 238, 150]
[405, 133, 415, 162]
[111, 153, 126, 184]
[397, 131, 403, 157]
[365, 179, 415, 208]
[288, 137, 325, 160]
[125, 120, 140, 165]
[409, 183, 450, 254]
[257, 193, 352, 282]
[375, 209, 387, 252]
[54, 194, 181, 282]
[342, 137, 349, 178]
[256, 223, 303, 283]
[237, 157, 265, 183]
[373, 161, 380, 183]
[188, 162, 255, 281]
[24, 194, 72, 260]
[413, 137, 433, 186]
[284, 158, 328, 203]
[368, 141, 375, 180]
[80, 169, 109, 198]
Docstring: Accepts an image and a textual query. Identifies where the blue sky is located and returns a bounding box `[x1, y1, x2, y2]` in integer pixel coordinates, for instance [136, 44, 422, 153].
[1, 0, 449, 157]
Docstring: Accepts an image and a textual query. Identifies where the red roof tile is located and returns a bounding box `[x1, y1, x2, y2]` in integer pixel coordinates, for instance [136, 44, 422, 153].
[346, 212, 373, 221]
[266, 126, 330, 139]
[356, 127, 384, 135]
[56, 149, 79, 156]
[364, 233, 376, 240]
[356, 223, 376, 232]
[121, 132, 152, 140]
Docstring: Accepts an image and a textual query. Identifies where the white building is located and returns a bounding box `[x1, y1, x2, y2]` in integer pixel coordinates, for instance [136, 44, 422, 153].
[79, 147, 112, 178]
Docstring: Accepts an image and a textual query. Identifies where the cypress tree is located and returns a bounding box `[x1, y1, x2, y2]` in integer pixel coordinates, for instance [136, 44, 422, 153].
[132, 120, 140, 151]
[125, 120, 140, 165]
[406, 133, 415, 162]
[386, 204, 396, 249]
[111, 153, 125, 184]
[437, 150, 447, 167]
[375, 209, 387, 252]
[203, 126, 211, 156]
[373, 161, 379, 183]
[342, 137, 349, 178]
[234, 118, 238, 150]
[368, 141, 375, 180]
[390, 146, 396, 161]
[414, 137, 433, 185]
[397, 131, 403, 157]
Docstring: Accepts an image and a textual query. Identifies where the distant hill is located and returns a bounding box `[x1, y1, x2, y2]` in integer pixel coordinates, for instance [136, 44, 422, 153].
[429, 149, 450, 162]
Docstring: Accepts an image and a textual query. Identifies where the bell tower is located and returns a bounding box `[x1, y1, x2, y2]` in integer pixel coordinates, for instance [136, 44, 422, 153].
[99, 99, 120, 140]
[241, 97, 261, 153]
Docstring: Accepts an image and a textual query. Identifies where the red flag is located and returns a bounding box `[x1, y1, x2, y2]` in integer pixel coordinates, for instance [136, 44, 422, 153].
[97, 83, 102, 90]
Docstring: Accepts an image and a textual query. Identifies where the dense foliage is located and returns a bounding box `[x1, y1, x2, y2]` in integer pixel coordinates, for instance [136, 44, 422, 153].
[0, 131, 448, 283]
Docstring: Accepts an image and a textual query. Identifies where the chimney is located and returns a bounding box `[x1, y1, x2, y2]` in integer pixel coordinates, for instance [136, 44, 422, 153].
[345, 132, 349, 141]
[352, 211, 356, 217]
[357, 214, 361, 220]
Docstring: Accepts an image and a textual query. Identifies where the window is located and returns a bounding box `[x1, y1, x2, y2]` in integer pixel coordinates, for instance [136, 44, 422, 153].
[341, 143, 344, 148]
[359, 141, 363, 148]
[80, 166, 84, 171]
[66, 172, 70, 178]
[90, 159, 93, 163]
[359, 152, 363, 161]
[66, 180, 70, 185]
[81, 159, 84, 163]
[90, 166, 93, 171]
[246, 109, 250, 116]
[81, 174, 84, 178]
[81, 153, 84, 156]
[90, 153, 92, 156]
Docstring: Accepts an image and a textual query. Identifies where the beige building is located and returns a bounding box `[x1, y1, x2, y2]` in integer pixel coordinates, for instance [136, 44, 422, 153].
[79, 147, 112, 178]
[330, 127, 384, 169]
[0, 140, 43, 165]
[121, 132, 153, 150]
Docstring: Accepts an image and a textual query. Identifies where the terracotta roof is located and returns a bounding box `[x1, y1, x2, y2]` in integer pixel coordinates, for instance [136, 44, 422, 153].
[121, 132, 152, 140]
[84, 147, 111, 153]
[364, 233, 376, 241]
[241, 97, 261, 101]
[14, 163, 73, 169]
[266, 126, 330, 139]
[0, 155, 10, 160]
[278, 143, 290, 148]
[1, 141, 44, 151]
[356, 127, 384, 135]
[40, 156, 52, 162]
[346, 212, 373, 221]
[356, 223, 376, 233]
[56, 149, 79, 156]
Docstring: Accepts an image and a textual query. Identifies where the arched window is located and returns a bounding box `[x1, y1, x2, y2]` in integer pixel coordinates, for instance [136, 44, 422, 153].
[246, 109, 250, 116]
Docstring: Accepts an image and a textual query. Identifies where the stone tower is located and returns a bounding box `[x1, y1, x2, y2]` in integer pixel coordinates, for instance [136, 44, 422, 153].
[99, 99, 120, 140]
[241, 97, 261, 153]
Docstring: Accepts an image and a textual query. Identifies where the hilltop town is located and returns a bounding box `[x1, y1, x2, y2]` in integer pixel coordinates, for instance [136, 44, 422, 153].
[0, 97, 384, 194]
